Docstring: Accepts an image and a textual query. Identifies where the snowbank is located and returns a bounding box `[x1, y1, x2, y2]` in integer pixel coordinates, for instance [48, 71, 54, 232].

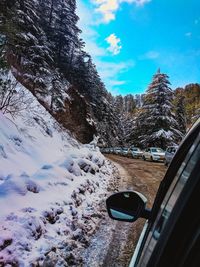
[0, 86, 115, 266]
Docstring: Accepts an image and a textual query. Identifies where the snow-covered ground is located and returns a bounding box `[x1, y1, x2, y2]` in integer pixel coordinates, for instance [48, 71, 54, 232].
[0, 82, 115, 266]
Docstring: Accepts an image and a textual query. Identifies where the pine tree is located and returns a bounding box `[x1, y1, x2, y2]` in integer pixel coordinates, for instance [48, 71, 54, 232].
[135, 69, 182, 149]
[183, 84, 200, 125]
[175, 92, 187, 134]
[123, 94, 136, 113]
[113, 95, 123, 114]
[0, 0, 123, 145]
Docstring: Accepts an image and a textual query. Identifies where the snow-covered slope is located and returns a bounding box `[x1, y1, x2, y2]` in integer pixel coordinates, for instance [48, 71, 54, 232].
[0, 85, 115, 266]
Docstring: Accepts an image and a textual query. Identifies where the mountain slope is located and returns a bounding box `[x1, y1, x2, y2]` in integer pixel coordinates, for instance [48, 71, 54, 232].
[0, 0, 122, 146]
[0, 77, 116, 265]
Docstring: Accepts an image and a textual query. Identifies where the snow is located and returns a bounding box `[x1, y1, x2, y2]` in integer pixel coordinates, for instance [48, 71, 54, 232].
[0, 82, 115, 266]
[153, 129, 173, 139]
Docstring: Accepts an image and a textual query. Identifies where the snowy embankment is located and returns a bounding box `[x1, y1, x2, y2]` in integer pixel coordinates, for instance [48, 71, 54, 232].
[0, 86, 116, 266]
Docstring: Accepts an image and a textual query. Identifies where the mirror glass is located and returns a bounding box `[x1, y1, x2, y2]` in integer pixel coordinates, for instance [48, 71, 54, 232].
[110, 208, 135, 220]
[106, 191, 146, 222]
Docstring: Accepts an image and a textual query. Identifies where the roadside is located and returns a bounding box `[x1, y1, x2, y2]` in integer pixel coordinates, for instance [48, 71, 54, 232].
[107, 155, 166, 207]
[82, 155, 166, 267]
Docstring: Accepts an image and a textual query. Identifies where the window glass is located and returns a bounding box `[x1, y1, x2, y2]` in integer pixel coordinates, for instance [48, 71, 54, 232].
[138, 137, 200, 266]
[171, 148, 176, 153]
[151, 148, 164, 153]
[153, 141, 200, 239]
[132, 148, 137, 151]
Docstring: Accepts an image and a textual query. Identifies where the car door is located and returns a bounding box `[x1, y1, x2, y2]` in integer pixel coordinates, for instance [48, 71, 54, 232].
[147, 148, 151, 159]
[143, 149, 148, 159]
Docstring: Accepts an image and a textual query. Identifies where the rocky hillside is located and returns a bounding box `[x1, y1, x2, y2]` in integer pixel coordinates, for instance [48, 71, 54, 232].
[0, 0, 123, 146]
[0, 75, 118, 266]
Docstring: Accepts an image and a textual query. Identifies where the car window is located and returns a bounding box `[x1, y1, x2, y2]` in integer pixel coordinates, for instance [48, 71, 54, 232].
[171, 148, 176, 153]
[167, 148, 171, 153]
[153, 141, 200, 240]
[137, 133, 200, 266]
[151, 148, 163, 153]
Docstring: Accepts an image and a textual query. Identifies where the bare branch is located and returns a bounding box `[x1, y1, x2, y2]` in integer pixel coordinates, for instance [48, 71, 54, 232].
[0, 71, 33, 117]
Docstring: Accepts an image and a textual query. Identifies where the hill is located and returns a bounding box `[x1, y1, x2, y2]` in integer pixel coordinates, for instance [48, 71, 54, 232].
[0, 0, 123, 147]
[0, 76, 116, 265]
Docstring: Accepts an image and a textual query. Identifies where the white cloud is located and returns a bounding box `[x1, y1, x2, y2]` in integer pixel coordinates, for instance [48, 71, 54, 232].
[95, 0, 119, 23]
[85, 42, 107, 57]
[110, 80, 126, 86]
[96, 61, 131, 79]
[105, 33, 122, 55]
[93, 0, 151, 23]
[77, 1, 135, 93]
[77, 1, 107, 57]
[95, 60, 135, 91]
[139, 50, 159, 60]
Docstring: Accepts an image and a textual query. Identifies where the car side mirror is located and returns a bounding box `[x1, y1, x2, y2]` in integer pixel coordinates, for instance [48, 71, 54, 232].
[106, 191, 151, 222]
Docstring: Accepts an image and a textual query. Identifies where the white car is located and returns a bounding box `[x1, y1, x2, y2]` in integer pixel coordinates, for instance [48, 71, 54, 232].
[142, 147, 165, 161]
[164, 146, 178, 166]
[122, 147, 129, 156]
[114, 147, 122, 155]
[129, 147, 143, 158]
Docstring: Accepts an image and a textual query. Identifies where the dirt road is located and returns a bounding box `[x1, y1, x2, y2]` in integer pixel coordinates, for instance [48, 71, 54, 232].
[83, 155, 166, 267]
[107, 155, 166, 207]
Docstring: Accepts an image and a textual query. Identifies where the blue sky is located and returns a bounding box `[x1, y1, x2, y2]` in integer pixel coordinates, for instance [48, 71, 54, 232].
[77, 0, 200, 95]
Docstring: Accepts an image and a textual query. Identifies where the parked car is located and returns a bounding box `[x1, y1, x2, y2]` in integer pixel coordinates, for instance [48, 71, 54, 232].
[106, 118, 200, 267]
[109, 147, 114, 154]
[114, 147, 123, 155]
[103, 148, 110, 154]
[122, 147, 129, 156]
[142, 147, 165, 161]
[164, 146, 178, 166]
[100, 147, 107, 153]
[129, 147, 143, 158]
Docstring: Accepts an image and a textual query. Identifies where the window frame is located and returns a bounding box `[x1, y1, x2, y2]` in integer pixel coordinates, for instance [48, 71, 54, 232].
[133, 120, 200, 267]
